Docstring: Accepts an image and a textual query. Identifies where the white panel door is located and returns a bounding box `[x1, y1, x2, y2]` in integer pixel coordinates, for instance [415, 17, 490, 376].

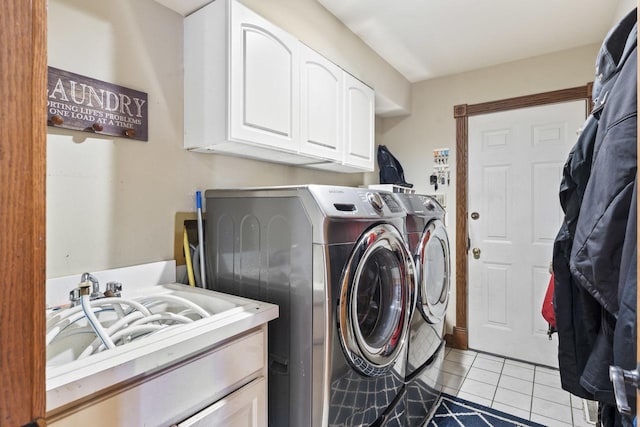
[230, 1, 299, 152]
[299, 45, 343, 161]
[343, 72, 374, 171]
[468, 101, 585, 367]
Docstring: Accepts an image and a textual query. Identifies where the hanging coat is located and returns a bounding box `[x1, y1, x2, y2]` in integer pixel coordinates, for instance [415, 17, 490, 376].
[553, 8, 637, 405]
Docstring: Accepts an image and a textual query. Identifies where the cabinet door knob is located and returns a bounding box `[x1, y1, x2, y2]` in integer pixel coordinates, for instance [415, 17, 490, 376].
[471, 212, 480, 220]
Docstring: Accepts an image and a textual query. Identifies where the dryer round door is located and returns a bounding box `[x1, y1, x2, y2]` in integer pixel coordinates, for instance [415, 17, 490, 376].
[338, 223, 416, 377]
[416, 219, 450, 323]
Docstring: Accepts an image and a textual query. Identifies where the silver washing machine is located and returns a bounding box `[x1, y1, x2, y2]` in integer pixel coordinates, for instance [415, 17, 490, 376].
[204, 186, 416, 427]
[393, 193, 450, 426]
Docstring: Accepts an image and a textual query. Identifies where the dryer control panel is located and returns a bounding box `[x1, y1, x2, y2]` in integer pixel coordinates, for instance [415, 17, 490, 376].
[380, 193, 403, 213]
[308, 186, 405, 218]
[394, 193, 444, 217]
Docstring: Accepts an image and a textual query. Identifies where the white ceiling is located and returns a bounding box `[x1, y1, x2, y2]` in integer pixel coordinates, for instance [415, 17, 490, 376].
[317, 0, 636, 82]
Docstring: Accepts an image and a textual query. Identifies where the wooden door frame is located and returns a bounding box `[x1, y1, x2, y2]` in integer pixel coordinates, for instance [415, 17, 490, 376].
[446, 83, 593, 350]
[0, 0, 47, 425]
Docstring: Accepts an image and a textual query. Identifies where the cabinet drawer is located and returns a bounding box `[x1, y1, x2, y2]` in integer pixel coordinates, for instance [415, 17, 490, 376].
[176, 377, 266, 427]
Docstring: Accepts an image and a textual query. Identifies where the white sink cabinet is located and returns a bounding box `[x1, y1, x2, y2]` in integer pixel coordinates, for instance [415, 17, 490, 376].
[46, 283, 278, 427]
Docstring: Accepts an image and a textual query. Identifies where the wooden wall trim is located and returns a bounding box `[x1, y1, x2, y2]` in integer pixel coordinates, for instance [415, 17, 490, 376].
[0, 0, 47, 425]
[444, 327, 468, 350]
[465, 85, 591, 117]
[31, 0, 47, 423]
[453, 84, 592, 352]
[454, 110, 468, 350]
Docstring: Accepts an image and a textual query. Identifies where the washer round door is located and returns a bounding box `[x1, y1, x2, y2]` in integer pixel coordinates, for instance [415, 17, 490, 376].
[338, 223, 416, 377]
[416, 219, 450, 323]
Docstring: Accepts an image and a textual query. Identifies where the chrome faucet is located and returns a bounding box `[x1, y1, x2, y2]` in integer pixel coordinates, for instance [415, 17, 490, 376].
[69, 272, 103, 306]
[68, 273, 125, 306]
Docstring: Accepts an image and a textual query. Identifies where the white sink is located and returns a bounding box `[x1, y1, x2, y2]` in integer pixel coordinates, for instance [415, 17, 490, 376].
[46, 282, 278, 412]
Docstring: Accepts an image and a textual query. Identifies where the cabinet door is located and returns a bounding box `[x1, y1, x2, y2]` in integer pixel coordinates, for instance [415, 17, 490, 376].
[176, 377, 266, 427]
[299, 45, 343, 161]
[230, 1, 300, 153]
[343, 72, 374, 171]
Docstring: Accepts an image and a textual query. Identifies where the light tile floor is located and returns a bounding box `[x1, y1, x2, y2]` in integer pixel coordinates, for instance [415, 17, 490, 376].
[440, 347, 597, 427]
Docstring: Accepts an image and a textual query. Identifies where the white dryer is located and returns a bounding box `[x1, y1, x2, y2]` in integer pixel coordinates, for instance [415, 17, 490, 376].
[205, 186, 416, 426]
[393, 193, 451, 426]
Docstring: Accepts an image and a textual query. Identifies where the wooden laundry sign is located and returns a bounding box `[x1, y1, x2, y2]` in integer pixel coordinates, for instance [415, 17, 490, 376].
[46, 67, 148, 141]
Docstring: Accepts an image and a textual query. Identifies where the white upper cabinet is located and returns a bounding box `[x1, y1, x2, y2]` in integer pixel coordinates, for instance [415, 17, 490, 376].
[343, 72, 375, 171]
[304, 71, 374, 173]
[185, 0, 308, 164]
[182, 0, 374, 171]
[299, 45, 343, 161]
[230, 3, 299, 152]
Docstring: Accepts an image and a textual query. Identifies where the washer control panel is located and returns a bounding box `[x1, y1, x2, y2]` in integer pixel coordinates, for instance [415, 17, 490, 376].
[309, 186, 405, 218]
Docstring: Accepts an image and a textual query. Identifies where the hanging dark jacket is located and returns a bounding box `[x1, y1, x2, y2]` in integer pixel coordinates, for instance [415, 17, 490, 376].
[552, 114, 601, 399]
[572, 42, 636, 404]
[570, 39, 637, 316]
[553, 8, 637, 403]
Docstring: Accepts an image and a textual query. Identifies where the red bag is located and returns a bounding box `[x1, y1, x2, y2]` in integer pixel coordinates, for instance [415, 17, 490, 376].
[541, 273, 556, 337]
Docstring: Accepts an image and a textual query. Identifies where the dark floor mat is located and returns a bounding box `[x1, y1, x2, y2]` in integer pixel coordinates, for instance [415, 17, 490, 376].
[426, 394, 546, 427]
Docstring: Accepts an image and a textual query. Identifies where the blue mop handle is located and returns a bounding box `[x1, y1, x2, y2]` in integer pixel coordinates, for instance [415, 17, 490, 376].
[196, 191, 206, 287]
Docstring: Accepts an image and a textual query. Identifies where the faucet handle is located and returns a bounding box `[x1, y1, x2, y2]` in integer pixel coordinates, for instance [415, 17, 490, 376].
[105, 281, 123, 298]
[69, 288, 81, 306]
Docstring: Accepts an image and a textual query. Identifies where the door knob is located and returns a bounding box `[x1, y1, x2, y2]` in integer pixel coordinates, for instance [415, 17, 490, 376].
[471, 212, 480, 220]
[472, 248, 481, 259]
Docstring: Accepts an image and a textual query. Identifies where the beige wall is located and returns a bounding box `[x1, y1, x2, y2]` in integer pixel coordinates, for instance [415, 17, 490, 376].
[614, 0, 637, 22]
[47, 0, 605, 304]
[46, 0, 368, 278]
[374, 44, 601, 332]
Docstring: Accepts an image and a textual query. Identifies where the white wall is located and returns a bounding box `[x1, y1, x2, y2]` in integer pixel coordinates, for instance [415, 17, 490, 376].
[373, 44, 601, 332]
[46, 0, 368, 278]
